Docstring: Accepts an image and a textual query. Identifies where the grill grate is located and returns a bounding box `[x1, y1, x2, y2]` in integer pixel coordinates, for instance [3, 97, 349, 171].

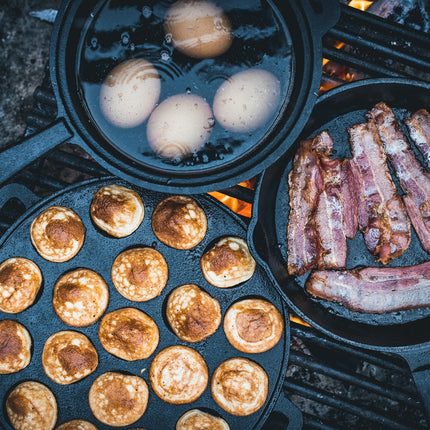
[1, 3, 430, 429]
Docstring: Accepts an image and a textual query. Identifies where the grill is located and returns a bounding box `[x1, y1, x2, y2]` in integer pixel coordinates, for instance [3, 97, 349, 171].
[1, 2, 430, 429]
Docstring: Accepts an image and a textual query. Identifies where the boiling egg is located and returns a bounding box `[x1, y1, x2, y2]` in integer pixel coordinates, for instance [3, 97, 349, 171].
[164, 0, 232, 59]
[147, 94, 214, 160]
[100, 58, 161, 128]
[213, 68, 281, 133]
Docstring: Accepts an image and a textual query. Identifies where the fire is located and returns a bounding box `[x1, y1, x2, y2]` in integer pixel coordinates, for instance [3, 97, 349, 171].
[208, 180, 254, 218]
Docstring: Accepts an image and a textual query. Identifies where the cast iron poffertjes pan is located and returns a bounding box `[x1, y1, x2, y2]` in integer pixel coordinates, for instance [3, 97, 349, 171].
[248, 78, 430, 422]
[0, 177, 302, 430]
[0, 0, 339, 193]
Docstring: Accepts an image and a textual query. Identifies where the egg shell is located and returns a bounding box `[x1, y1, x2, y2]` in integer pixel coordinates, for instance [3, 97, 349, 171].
[164, 0, 232, 59]
[213, 68, 281, 133]
[100, 58, 161, 128]
[147, 93, 214, 160]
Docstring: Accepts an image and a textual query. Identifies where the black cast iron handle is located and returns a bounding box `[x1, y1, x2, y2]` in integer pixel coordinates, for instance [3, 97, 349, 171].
[301, 0, 340, 38]
[263, 391, 303, 430]
[398, 345, 430, 424]
[0, 119, 73, 186]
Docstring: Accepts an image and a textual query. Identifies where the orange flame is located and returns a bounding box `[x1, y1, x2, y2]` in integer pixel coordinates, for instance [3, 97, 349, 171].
[208, 180, 254, 218]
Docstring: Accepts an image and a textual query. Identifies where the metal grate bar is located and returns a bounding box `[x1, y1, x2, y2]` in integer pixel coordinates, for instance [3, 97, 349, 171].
[291, 324, 410, 374]
[302, 414, 341, 430]
[16, 169, 66, 191]
[45, 149, 108, 177]
[285, 381, 424, 430]
[289, 350, 419, 406]
[322, 46, 406, 78]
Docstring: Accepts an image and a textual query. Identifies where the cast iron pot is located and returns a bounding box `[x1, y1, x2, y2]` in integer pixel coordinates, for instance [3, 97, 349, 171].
[0, 177, 303, 430]
[0, 0, 339, 193]
[248, 78, 430, 423]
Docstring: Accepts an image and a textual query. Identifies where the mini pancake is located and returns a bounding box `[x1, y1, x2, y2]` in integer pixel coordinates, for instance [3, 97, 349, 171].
[223, 299, 284, 353]
[200, 237, 256, 288]
[176, 409, 230, 430]
[150, 345, 208, 404]
[55, 419, 98, 430]
[98, 307, 159, 361]
[0, 257, 42, 313]
[111, 247, 168, 302]
[42, 331, 98, 385]
[166, 284, 221, 342]
[52, 269, 109, 327]
[0, 320, 31, 374]
[30, 205, 85, 262]
[211, 357, 268, 416]
[88, 372, 148, 427]
[90, 184, 144, 238]
[6, 381, 57, 430]
[152, 195, 207, 249]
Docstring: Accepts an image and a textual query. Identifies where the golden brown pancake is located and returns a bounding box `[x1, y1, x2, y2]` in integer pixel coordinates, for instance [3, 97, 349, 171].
[176, 409, 230, 430]
[223, 299, 284, 353]
[111, 247, 168, 302]
[88, 372, 148, 427]
[52, 269, 109, 327]
[90, 184, 144, 238]
[211, 357, 268, 416]
[42, 331, 98, 385]
[98, 307, 159, 361]
[166, 284, 221, 342]
[55, 420, 98, 430]
[0, 319, 31, 374]
[6, 381, 57, 430]
[200, 236, 256, 288]
[0, 257, 42, 313]
[150, 345, 208, 404]
[30, 205, 85, 262]
[151, 195, 207, 249]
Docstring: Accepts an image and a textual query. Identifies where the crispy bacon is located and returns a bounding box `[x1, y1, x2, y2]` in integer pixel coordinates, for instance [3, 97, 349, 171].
[340, 159, 359, 239]
[348, 120, 411, 263]
[405, 109, 430, 169]
[305, 261, 430, 314]
[369, 102, 430, 253]
[287, 139, 323, 276]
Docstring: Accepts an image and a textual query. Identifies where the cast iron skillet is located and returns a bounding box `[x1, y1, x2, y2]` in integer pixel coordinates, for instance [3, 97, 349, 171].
[0, 0, 339, 193]
[248, 78, 430, 422]
[0, 177, 302, 430]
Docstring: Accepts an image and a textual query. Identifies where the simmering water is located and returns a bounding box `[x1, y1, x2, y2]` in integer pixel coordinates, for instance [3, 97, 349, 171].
[77, 0, 293, 171]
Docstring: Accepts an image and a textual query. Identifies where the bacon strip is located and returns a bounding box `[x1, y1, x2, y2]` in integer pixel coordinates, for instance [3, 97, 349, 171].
[404, 109, 430, 169]
[305, 261, 430, 314]
[340, 159, 359, 239]
[369, 102, 430, 253]
[348, 120, 411, 263]
[313, 132, 357, 269]
[287, 139, 323, 276]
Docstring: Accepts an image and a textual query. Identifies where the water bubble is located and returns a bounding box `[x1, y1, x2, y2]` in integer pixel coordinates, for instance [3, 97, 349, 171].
[128, 43, 136, 52]
[165, 33, 172, 44]
[152, 241, 157, 248]
[160, 51, 170, 61]
[90, 12, 95, 18]
[90, 37, 98, 49]
[215, 19, 222, 30]
[141, 5, 152, 19]
[186, 87, 192, 94]
[121, 32, 130, 46]
[201, 153, 209, 163]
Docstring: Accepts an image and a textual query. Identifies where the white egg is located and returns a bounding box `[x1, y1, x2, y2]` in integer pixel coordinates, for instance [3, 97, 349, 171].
[100, 58, 161, 128]
[147, 94, 214, 160]
[213, 68, 281, 133]
[164, 0, 232, 59]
